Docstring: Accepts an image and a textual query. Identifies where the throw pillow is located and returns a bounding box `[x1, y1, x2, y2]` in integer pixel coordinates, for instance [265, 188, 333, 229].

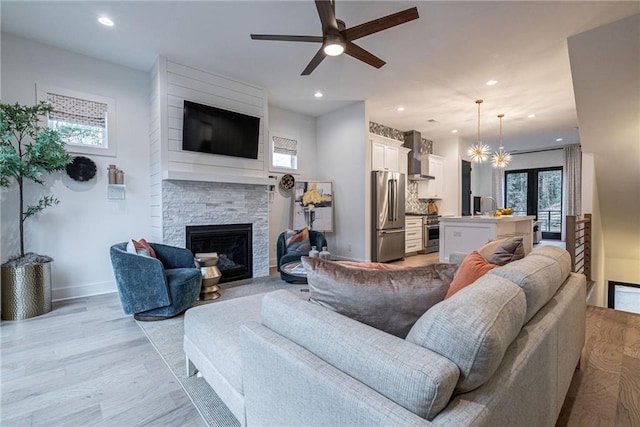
[445, 251, 498, 299]
[302, 257, 457, 338]
[477, 236, 524, 266]
[284, 228, 311, 253]
[126, 239, 156, 258]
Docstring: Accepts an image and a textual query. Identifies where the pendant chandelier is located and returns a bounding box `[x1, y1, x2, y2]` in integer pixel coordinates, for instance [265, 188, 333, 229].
[491, 113, 511, 168]
[467, 99, 490, 163]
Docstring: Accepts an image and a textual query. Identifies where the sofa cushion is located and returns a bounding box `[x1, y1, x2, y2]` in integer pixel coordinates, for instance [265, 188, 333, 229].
[445, 251, 498, 299]
[302, 257, 456, 338]
[260, 290, 460, 421]
[488, 246, 570, 323]
[406, 275, 526, 393]
[478, 236, 524, 266]
[183, 293, 267, 394]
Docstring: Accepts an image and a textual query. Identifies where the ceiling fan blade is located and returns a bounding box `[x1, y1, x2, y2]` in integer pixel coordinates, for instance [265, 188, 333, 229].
[344, 42, 386, 69]
[301, 47, 327, 75]
[342, 7, 419, 41]
[315, 0, 338, 31]
[251, 34, 323, 43]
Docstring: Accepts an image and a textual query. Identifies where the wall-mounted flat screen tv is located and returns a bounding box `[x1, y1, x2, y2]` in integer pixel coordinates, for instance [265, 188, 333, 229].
[182, 100, 260, 160]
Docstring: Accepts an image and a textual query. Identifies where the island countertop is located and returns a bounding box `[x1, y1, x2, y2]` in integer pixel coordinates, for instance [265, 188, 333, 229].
[440, 215, 536, 223]
[439, 215, 535, 262]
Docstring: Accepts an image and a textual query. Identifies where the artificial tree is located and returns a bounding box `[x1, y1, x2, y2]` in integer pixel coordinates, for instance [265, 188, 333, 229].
[0, 101, 72, 263]
[0, 101, 72, 320]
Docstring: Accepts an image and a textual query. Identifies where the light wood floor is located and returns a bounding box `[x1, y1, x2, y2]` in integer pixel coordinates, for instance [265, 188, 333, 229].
[2, 268, 638, 426]
[0, 293, 206, 426]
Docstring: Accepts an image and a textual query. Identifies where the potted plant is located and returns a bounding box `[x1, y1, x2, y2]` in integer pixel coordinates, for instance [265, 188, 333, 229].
[0, 101, 72, 320]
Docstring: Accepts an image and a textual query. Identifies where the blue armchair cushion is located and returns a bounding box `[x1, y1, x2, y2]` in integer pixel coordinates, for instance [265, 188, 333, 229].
[284, 228, 311, 253]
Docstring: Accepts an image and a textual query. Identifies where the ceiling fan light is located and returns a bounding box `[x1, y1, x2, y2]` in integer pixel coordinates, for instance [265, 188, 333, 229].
[324, 42, 344, 56]
[323, 34, 345, 56]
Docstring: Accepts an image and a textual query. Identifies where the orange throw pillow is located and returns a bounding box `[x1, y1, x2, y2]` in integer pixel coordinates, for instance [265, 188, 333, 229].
[136, 238, 157, 258]
[445, 251, 498, 299]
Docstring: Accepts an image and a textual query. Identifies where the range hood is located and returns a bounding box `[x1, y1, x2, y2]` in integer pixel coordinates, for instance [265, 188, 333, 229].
[403, 130, 434, 180]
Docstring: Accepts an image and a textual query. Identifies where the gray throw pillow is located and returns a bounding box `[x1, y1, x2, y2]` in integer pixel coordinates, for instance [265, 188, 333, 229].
[479, 236, 524, 266]
[301, 257, 457, 338]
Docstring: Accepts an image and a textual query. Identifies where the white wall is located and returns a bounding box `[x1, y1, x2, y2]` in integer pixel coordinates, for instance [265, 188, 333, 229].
[582, 153, 605, 306]
[1, 34, 151, 300]
[267, 105, 318, 266]
[316, 102, 368, 261]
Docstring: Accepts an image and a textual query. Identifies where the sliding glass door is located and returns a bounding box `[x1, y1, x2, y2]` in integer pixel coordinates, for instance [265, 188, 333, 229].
[505, 167, 562, 240]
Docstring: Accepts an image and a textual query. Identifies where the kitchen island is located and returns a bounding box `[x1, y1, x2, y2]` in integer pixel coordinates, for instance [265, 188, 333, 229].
[439, 215, 535, 262]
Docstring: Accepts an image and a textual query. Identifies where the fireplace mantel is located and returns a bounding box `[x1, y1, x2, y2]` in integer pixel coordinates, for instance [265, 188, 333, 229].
[163, 170, 274, 186]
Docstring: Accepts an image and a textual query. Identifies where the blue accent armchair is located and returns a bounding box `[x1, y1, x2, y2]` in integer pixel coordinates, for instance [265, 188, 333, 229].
[277, 230, 327, 283]
[110, 242, 202, 320]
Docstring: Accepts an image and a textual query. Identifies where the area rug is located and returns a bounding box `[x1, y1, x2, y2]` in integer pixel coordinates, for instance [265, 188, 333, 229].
[136, 275, 307, 426]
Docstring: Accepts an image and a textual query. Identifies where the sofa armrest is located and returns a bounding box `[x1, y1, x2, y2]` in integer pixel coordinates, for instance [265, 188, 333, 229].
[240, 322, 433, 426]
[259, 290, 460, 420]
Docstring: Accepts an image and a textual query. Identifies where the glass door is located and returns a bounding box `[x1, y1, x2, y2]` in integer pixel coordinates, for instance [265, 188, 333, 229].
[537, 169, 562, 239]
[505, 167, 563, 240]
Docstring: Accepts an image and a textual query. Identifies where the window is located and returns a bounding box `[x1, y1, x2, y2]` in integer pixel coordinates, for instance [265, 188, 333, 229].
[271, 136, 298, 171]
[37, 85, 116, 157]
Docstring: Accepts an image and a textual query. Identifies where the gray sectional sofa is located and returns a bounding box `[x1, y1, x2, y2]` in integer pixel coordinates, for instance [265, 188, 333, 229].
[183, 245, 586, 426]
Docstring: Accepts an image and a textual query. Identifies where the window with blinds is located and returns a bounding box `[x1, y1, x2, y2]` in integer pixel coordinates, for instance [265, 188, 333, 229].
[47, 92, 108, 148]
[37, 84, 116, 157]
[271, 136, 298, 170]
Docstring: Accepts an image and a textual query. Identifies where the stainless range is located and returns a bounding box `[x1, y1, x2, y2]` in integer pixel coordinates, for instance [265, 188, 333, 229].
[424, 214, 440, 254]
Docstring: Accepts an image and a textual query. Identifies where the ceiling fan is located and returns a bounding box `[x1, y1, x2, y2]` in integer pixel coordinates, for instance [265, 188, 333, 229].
[250, 0, 419, 75]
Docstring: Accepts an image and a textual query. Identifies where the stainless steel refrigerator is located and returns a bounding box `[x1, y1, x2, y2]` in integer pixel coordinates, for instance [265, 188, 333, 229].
[371, 170, 406, 262]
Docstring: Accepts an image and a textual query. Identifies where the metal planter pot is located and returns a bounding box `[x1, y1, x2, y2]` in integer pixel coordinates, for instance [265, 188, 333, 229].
[1, 262, 52, 320]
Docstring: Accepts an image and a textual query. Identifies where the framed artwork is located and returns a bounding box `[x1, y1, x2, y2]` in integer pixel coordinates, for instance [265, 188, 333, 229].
[293, 181, 333, 232]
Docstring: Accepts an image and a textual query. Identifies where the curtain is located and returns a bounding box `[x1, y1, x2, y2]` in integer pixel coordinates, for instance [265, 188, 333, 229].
[492, 168, 505, 208]
[564, 144, 582, 215]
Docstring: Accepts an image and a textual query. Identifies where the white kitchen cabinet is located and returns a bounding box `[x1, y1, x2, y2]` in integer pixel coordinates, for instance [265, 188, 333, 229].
[370, 134, 405, 172]
[417, 154, 444, 199]
[405, 217, 423, 254]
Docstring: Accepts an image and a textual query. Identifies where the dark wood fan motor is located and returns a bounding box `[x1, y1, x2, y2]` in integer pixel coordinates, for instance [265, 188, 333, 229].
[250, 0, 419, 75]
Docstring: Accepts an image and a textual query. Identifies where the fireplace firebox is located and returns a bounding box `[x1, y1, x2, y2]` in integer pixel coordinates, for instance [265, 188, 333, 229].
[186, 224, 252, 284]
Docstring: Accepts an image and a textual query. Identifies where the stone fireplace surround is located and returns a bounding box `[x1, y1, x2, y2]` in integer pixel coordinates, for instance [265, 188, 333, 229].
[161, 180, 269, 280]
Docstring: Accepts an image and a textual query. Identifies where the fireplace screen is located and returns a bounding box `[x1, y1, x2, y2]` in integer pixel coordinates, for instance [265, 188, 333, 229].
[186, 224, 252, 283]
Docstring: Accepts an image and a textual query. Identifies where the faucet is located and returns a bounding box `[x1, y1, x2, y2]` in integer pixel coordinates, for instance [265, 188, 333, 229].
[480, 196, 497, 216]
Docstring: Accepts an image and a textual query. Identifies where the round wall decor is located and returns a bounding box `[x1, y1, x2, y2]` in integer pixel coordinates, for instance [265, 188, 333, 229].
[280, 173, 295, 191]
[66, 156, 97, 182]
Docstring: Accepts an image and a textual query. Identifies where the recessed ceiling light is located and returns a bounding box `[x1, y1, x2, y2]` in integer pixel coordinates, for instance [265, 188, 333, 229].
[314, 91, 323, 98]
[396, 106, 405, 112]
[528, 114, 536, 118]
[556, 138, 563, 142]
[486, 80, 498, 86]
[451, 129, 459, 134]
[98, 16, 114, 27]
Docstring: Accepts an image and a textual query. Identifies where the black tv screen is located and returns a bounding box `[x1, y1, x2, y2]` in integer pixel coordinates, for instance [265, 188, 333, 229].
[182, 100, 260, 159]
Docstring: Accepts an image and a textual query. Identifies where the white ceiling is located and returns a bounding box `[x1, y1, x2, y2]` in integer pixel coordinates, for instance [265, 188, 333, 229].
[2, 1, 639, 151]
